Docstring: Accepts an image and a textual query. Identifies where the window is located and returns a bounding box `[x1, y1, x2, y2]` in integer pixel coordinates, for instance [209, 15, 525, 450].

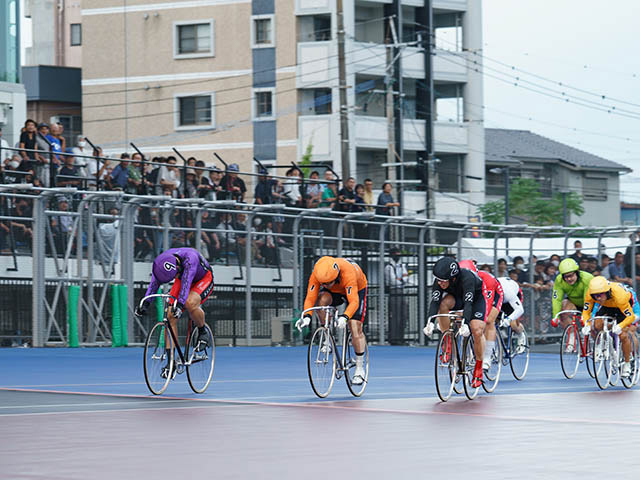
[584, 177, 607, 201]
[313, 89, 331, 114]
[437, 155, 463, 193]
[175, 94, 214, 130]
[253, 88, 275, 120]
[313, 16, 331, 41]
[174, 21, 214, 58]
[70, 24, 81, 46]
[252, 15, 274, 48]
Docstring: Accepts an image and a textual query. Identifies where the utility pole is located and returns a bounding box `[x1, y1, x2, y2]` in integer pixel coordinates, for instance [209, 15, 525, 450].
[386, 20, 396, 196]
[337, 0, 350, 180]
[417, 2, 434, 220]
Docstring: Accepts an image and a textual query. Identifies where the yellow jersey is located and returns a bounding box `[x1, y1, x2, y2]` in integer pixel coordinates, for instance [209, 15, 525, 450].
[582, 282, 635, 329]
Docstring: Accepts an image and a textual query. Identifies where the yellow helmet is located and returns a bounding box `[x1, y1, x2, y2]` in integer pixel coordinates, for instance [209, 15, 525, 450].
[314, 256, 340, 284]
[589, 276, 611, 295]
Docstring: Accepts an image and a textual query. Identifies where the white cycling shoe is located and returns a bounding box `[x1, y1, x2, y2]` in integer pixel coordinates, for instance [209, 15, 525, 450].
[621, 361, 631, 378]
[352, 366, 366, 385]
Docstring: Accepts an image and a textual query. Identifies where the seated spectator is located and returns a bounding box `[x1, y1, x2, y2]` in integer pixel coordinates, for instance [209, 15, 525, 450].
[587, 256, 600, 276]
[578, 256, 589, 274]
[3, 155, 28, 184]
[549, 253, 561, 268]
[200, 209, 221, 262]
[543, 262, 558, 282]
[512, 255, 528, 283]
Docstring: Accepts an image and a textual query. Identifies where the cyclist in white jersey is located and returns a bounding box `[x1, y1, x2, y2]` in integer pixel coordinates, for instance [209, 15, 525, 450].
[497, 277, 526, 352]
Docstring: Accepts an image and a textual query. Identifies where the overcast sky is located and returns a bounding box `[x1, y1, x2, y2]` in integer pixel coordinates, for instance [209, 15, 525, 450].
[483, 0, 640, 202]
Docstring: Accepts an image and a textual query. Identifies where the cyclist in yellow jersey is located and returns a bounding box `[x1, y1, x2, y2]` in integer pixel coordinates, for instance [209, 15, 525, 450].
[582, 277, 637, 377]
[297, 256, 368, 384]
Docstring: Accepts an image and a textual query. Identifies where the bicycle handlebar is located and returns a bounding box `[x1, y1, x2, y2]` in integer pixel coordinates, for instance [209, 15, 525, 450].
[139, 293, 178, 309]
[552, 310, 582, 322]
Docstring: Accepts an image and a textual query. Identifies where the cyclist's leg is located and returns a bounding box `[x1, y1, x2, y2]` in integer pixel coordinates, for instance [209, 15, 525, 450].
[560, 299, 577, 329]
[349, 287, 367, 354]
[621, 326, 632, 362]
[470, 294, 487, 386]
[437, 294, 456, 332]
[315, 291, 335, 325]
[186, 269, 215, 329]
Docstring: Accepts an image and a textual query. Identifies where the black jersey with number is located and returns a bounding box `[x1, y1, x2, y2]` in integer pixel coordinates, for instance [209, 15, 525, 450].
[428, 269, 484, 323]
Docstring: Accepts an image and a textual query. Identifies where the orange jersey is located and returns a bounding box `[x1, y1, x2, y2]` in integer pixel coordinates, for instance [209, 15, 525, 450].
[304, 258, 368, 319]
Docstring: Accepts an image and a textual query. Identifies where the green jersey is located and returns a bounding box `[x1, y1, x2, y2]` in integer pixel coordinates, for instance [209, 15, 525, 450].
[551, 271, 594, 317]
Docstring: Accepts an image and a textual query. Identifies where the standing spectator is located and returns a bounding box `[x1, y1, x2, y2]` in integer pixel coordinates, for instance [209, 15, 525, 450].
[549, 253, 561, 268]
[337, 176, 357, 212]
[496, 258, 508, 277]
[19, 119, 39, 170]
[305, 170, 322, 208]
[0, 126, 11, 164]
[86, 146, 110, 190]
[50, 198, 74, 255]
[200, 209, 221, 263]
[254, 168, 273, 205]
[281, 168, 301, 207]
[385, 247, 409, 345]
[71, 135, 90, 178]
[220, 163, 247, 202]
[57, 155, 82, 187]
[108, 154, 130, 190]
[184, 169, 198, 198]
[260, 220, 278, 265]
[600, 254, 612, 279]
[479, 264, 493, 274]
[50, 123, 66, 156]
[569, 240, 584, 264]
[512, 255, 528, 283]
[34, 123, 56, 186]
[201, 166, 224, 200]
[609, 251, 631, 285]
[376, 182, 399, 216]
[194, 160, 209, 199]
[352, 184, 367, 238]
[362, 178, 375, 213]
[158, 156, 181, 196]
[127, 152, 146, 194]
[320, 174, 338, 209]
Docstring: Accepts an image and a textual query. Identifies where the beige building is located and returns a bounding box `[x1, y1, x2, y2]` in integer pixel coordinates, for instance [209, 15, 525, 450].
[82, 0, 485, 220]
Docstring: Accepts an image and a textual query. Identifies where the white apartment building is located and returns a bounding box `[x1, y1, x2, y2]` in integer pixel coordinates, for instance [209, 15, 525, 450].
[81, 0, 484, 219]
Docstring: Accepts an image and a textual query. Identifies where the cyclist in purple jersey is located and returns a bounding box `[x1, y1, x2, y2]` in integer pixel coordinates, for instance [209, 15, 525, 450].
[135, 248, 215, 377]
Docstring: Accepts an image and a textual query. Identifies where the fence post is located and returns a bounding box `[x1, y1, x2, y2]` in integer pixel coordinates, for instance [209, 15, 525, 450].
[32, 194, 48, 347]
[378, 218, 393, 345]
[418, 222, 432, 346]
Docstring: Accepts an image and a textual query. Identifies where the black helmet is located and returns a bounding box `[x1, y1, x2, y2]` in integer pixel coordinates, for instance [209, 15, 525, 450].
[433, 256, 460, 281]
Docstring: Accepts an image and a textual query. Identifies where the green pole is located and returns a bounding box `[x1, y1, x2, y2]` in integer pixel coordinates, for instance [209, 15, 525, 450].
[111, 284, 121, 347]
[67, 285, 80, 347]
[119, 284, 128, 346]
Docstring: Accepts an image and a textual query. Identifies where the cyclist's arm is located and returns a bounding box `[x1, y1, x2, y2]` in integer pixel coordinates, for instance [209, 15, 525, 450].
[460, 274, 477, 323]
[142, 275, 161, 304]
[551, 277, 564, 318]
[581, 297, 595, 326]
[303, 273, 320, 313]
[427, 283, 443, 318]
[343, 282, 361, 319]
[617, 298, 635, 329]
[494, 281, 504, 312]
[507, 297, 524, 322]
[178, 256, 195, 306]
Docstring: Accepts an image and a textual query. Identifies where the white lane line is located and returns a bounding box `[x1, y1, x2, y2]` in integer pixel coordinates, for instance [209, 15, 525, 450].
[0, 404, 248, 418]
[0, 400, 191, 410]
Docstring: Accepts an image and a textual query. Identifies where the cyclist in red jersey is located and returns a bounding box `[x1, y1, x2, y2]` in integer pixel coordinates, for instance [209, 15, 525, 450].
[459, 260, 504, 371]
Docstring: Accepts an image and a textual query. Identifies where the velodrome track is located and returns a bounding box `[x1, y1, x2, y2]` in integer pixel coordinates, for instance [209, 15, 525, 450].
[1, 346, 639, 479]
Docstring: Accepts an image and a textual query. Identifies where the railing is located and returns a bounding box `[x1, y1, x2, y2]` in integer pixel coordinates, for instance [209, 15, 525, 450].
[0, 185, 638, 348]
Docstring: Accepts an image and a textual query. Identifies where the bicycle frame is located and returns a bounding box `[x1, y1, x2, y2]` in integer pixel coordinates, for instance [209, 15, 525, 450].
[140, 293, 194, 368]
[555, 310, 590, 360]
[427, 312, 468, 376]
[302, 306, 350, 373]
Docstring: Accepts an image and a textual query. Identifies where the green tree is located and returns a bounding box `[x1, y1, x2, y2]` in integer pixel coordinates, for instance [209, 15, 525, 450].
[478, 178, 584, 226]
[300, 142, 313, 177]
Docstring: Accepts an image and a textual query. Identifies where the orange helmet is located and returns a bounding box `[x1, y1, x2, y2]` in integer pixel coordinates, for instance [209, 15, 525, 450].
[458, 259, 478, 273]
[314, 256, 340, 284]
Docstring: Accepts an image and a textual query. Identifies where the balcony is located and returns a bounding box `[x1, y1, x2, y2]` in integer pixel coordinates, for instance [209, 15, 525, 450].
[354, 116, 427, 151]
[298, 114, 336, 161]
[297, 42, 336, 88]
[433, 0, 468, 12]
[433, 49, 467, 83]
[295, 0, 332, 15]
[434, 122, 468, 153]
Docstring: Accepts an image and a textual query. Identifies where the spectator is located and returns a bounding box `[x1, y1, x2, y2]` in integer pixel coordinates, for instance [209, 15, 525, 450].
[479, 263, 493, 274]
[337, 176, 357, 212]
[376, 182, 399, 216]
[3, 154, 26, 183]
[496, 258, 508, 277]
[508, 269, 520, 284]
[320, 176, 338, 210]
[543, 262, 558, 282]
[512, 255, 528, 283]
[305, 170, 322, 208]
[385, 247, 409, 345]
[215, 212, 238, 258]
[194, 160, 210, 199]
[549, 253, 561, 268]
[362, 178, 375, 213]
[200, 165, 224, 200]
[50, 123, 66, 156]
[569, 240, 584, 264]
[187, 156, 197, 167]
[600, 254, 612, 279]
[86, 146, 110, 190]
[57, 155, 82, 187]
[254, 168, 273, 205]
[126, 152, 146, 194]
[260, 219, 278, 265]
[108, 154, 130, 190]
[606, 251, 630, 285]
[96, 207, 120, 265]
[158, 156, 181, 196]
[184, 168, 198, 198]
[281, 168, 301, 207]
[19, 119, 39, 170]
[200, 209, 221, 263]
[50, 198, 73, 254]
[0, 126, 11, 164]
[578, 256, 589, 274]
[134, 207, 155, 261]
[623, 232, 640, 279]
[586, 256, 600, 275]
[352, 184, 367, 238]
[34, 123, 57, 186]
[220, 163, 246, 202]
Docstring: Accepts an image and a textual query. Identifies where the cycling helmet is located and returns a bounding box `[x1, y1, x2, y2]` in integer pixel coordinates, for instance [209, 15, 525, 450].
[558, 258, 579, 275]
[458, 259, 478, 273]
[152, 251, 181, 284]
[433, 257, 460, 281]
[314, 256, 340, 284]
[589, 276, 611, 295]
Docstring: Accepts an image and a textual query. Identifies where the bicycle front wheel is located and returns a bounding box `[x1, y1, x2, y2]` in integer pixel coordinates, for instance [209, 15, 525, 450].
[593, 331, 612, 390]
[434, 330, 457, 402]
[585, 334, 595, 379]
[609, 338, 622, 387]
[560, 325, 579, 379]
[345, 332, 369, 397]
[462, 336, 480, 400]
[307, 327, 336, 398]
[143, 322, 173, 395]
[482, 335, 503, 393]
[509, 329, 530, 380]
[186, 323, 216, 394]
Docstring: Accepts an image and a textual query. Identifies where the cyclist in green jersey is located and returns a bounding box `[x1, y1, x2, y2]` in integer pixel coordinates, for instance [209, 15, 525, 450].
[551, 258, 594, 331]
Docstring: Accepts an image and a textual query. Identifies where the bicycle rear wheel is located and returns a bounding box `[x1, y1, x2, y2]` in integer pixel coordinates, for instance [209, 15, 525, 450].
[345, 332, 369, 397]
[621, 338, 637, 389]
[307, 327, 336, 398]
[632, 334, 640, 386]
[593, 331, 612, 390]
[143, 322, 173, 395]
[186, 323, 216, 394]
[462, 336, 480, 400]
[453, 333, 464, 394]
[560, 325, 579, 379]
[482, 336, 503, 393]
[434, 331, 457, 402]
[509, 329, 530, 380]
